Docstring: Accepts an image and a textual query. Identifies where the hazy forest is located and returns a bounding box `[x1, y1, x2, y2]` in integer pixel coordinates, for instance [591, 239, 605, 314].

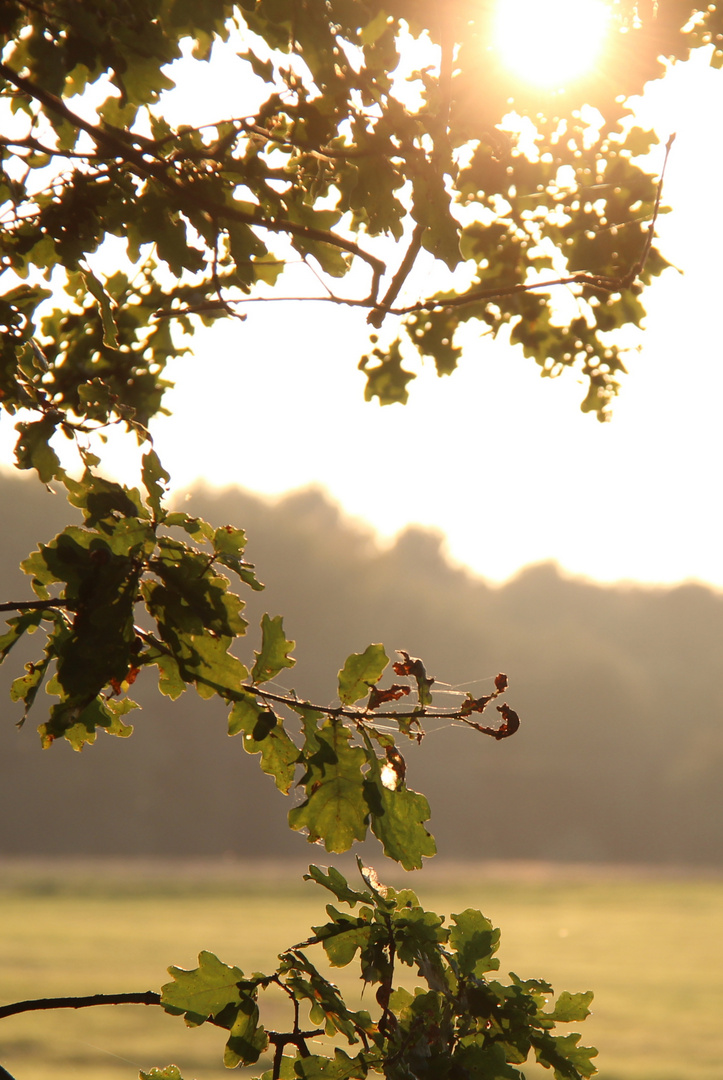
[3, 467, 721, 867]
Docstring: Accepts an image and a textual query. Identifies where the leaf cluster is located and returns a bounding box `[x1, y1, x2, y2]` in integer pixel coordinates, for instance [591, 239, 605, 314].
[155, 861, 597, 1080]
[1, 459, 520, 869]
[0, 1, 716, 435]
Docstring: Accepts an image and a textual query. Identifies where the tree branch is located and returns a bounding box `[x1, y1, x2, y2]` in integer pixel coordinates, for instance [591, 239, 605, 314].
[217, 135, 677, 320]
[368, 222, 426, 328]
[0, 62, 386, 294]
[0, 992, 324, 1072]
[0, 992, 161, 1020]
[246, 682, 511, 731]
[130, 628, 513, 735]
[0, 600, 74, 613]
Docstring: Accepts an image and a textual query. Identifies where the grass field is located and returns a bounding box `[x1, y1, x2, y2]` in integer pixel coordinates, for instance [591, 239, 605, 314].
[1, 858, 722, 1080]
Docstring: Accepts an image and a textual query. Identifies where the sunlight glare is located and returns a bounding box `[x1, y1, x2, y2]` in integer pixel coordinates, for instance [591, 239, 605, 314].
[495, 0, 610, 88]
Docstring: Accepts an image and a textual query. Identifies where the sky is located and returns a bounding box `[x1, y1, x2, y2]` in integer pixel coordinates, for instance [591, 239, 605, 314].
[2, 10, 723, 590]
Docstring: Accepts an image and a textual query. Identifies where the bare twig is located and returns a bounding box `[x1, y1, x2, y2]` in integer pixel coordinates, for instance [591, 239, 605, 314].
[368, 222, 426, 328]
[0, 992, 161, 1020]
[0, 992, 323, 1071]
[0, 600, 74, 613]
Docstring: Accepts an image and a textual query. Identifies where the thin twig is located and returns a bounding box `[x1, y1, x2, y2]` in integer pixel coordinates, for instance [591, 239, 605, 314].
[190, 134, 678, 320]
[247, 683, 505, 727]
[368, 222, 426, 328]
[0, 992, 324, 1065]
[627, 131, 676, 284]
[0, 600, 74, 613]
[0, 992, 161, 1020]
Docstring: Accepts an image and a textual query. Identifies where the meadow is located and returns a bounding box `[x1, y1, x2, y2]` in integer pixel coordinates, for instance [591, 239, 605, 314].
[1, 859, 721, 1080]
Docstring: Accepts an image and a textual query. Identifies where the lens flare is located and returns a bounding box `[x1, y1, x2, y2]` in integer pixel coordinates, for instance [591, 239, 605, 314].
[495, 0, 610, 88]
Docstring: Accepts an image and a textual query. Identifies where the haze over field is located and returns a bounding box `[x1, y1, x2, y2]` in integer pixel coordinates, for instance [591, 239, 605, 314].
[2, 471, 721, 866]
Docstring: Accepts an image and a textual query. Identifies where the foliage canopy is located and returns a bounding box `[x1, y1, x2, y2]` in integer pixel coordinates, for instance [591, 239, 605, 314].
[2, 0, 718, 432]
[1, 1, 720, 1077]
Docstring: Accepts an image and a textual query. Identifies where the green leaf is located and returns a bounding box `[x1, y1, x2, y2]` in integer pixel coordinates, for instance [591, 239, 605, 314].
[251, 614, 296, 684]
[361, 739, 436, 870]
[142, 449, 171, 519]
[75, 367, 117, 422]
[223, 993, 268, 1067]
[304, 865, 373, 907]
[11, 654, 52, 719]
[392, 905, 448, 970]
[64, 471, 147, 528]
[293, 1050, 367, 1079]
[404, 308, 461, 377]
[227, 694, 300, 793]
[258, 1058, 297, 1080]
[19, 527, 142, 723]
[509, 972, 554, 997]
[149, 538, 248, 638]
[289, 721, 368, 852]
[454, 1040, 524, 1080]
[291, 704, 325, 755]
[81, 268, 120, 348]
[14, 417, 64, 483]
[532, 1032, 598, 1080]
[212, 525, 264, 590]
[314, 908, 373, 968]
[279, 949, 368, 1043]
[154, 650, 186, 700]
[161, 951, 245, 1026]
[412, 170, 462, 271]
[39, 695, 136, 751]
[449, 909, 501, 976]
[359, 340, 416, 406]
[139, 1067, 188, 1080]
[546, 991, 594, 1024]
[0, 610, 45, 661]
[162, 951, 267, 1069]
[337, 644, 388, 705]
[624, 126, 659, 157]
[180, 633, 248, 699]
[165, 513, 215, 542]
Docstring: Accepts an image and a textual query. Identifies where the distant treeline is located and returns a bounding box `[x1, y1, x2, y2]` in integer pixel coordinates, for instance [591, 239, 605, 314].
[1, 470, 722, 866]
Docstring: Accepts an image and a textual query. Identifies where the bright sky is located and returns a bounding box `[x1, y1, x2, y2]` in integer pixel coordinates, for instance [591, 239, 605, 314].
[2, 9, 722, 590]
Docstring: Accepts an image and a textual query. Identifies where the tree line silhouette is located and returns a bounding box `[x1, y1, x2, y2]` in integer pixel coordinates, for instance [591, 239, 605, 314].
[2, 470, 721, 866]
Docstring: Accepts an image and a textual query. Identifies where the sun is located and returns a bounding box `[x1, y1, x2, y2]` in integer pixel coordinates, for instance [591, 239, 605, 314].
[494, 0, 611, 88]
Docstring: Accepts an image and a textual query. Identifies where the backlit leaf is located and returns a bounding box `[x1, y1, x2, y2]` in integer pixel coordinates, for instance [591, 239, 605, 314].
[251, 614, 296, 684]
[81, 268, 120, 348]
[546, 991, 594, 1024]
[532, 1032, 598, 1080]
[0, 610, 45, 661]
[14, 417, 64, 483]
[223, 994, 268, 1067]
[303, 865, 373, 907]
[289, 721, 368, 852]
[139, 1067, 188, 1080]
[362, 738, 436, 870]
[449, 909, 501, 976]
[292, 1050, 367, 1079]
[228, 693, 300, 792]
[338, 644, 388, 705]
[359, 341, 416, 406]
[161, 951, 245, 1027]
[142, 449, 171, 519]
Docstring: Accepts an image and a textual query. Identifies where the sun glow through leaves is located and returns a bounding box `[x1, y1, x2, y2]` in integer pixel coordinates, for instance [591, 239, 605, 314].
[495, 0, 610, 87]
